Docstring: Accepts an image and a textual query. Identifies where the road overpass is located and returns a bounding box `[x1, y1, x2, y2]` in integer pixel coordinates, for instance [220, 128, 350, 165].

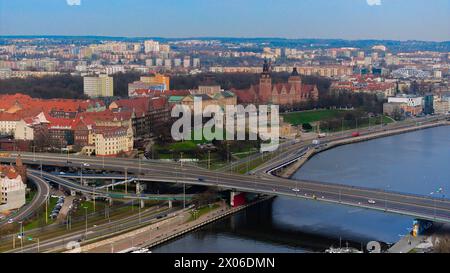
[0, 173, 50, 226]
[27, 169, 193, 201]
[1, 115, 449, 225]
[2, 149, 450, 224]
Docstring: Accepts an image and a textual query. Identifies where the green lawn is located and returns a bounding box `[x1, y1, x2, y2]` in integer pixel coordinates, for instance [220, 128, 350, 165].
[168, 141, 198, 152]
[24, 197, 58, 230]
[282, 109, 346, 126]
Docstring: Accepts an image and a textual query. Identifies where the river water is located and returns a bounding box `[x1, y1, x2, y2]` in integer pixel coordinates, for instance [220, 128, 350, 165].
[153, 126, 450, 253]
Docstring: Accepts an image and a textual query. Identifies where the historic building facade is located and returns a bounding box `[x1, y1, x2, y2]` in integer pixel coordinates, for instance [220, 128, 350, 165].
[233, 60, 319, 105]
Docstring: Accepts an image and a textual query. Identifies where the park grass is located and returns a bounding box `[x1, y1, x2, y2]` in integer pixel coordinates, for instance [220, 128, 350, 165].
[24, 197, 58, 230]
[282, 109, 346, 126]
[168, 141, 198, 152]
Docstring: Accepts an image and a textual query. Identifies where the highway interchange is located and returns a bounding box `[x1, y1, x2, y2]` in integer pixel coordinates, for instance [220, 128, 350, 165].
[1, 115, 450, 253]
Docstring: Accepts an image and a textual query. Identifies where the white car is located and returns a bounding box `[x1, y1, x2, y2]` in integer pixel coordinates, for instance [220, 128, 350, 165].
[7, 219, 13, 224]
[292, 188, 300, 192]
[83, 163, 90, 167]
[368, 199, 376, 204]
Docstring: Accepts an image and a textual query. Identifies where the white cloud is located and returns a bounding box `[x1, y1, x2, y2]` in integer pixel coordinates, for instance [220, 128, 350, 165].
[66, 0, 81, 6]
[366, 0, 382, 6]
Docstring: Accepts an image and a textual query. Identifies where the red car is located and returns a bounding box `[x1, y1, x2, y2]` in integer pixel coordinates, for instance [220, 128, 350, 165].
[352, 132, 360, 137]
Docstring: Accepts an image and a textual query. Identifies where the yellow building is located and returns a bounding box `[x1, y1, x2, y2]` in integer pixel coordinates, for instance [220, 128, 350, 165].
[83, 74, 114, 97]
[90, 125, 133, 157]
[140, 73, 170, 90]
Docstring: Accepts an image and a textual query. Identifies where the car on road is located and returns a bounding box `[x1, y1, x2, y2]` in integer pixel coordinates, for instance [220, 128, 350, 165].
[197, 177, 205, 182]
[59, 171, 65, 175]
[291, 188, 300, 192]
[7, 219, 13, 224]
[83, 163, 90, 167]
[368, 199, 376, 204]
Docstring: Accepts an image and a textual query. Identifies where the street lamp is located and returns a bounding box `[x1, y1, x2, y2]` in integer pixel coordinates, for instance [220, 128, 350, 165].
[18, 221, 24, 252]
[83, 206, 88, 239]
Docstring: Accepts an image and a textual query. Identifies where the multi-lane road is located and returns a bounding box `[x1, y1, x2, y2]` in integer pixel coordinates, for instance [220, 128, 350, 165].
[0, 173, 49, 226]
[1, 115, 449, 234]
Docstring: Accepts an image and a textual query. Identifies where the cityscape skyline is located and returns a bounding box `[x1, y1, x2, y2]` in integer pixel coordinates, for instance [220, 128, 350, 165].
[0, 0, 449, 41]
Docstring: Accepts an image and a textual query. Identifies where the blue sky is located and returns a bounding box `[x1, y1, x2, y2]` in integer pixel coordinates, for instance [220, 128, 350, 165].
[0, 0, 449, 41]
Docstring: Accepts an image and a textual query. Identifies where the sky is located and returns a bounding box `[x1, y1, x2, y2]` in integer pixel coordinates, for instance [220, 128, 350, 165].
[0, 0, 449, 41]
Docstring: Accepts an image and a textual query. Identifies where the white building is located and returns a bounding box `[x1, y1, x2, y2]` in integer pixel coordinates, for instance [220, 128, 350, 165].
[0, 113, 21, 136]
[388, 96, 423, 107]
[144, 40, 160, 54]
[183, 57, 191, 68]
[0, 166, 26, 212]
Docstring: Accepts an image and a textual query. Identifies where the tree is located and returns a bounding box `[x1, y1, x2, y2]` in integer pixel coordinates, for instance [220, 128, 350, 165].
[434, 236, 450, 253]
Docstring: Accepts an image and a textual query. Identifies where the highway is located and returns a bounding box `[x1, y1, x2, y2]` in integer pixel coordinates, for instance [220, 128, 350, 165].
[1, 115, 449, 237]
[6, 205, 176, 253]
[27, 169, 193, 201]
[0, 173, 50, 226]
[3, 137, 450, 224]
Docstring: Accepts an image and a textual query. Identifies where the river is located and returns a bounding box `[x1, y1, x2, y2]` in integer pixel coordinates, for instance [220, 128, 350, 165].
[152, 126, 450, 253]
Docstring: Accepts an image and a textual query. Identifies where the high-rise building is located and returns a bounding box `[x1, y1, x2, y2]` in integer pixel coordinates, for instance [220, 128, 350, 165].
[193, 58, 200, 68]
[174, 58, 182, 67]
[160, 44, 170, 53]
[140, 73, 170, 90]
[164, 59, 172, 68]
[145, 59, 153, 67]
[183, 57, 191, 68]
[83, 74, 114, 97]
[144, 40, 160, 54]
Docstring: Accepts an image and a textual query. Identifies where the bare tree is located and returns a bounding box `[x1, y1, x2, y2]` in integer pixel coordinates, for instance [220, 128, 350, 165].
[434, 236, 450, 253]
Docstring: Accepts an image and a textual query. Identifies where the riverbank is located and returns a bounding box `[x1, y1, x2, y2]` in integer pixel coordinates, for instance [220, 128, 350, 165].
[280, 120, 449, 178]
[72, 195, 274, 253]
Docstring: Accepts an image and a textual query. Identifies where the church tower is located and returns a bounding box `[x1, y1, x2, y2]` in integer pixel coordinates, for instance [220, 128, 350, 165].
[288, 67, 302, 91]
[15, 154, 27, 183]
[258, 59, 272, 103]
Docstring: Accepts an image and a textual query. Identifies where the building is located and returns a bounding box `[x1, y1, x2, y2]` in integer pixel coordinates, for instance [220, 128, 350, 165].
[423, 94, 434, 115]
[0, 112, 21, 135]
[128, 73, 170, 97]
[83, 74, 114, 97]
[385, 95, 424, 117]
[92, 125, 133, 157]
[233, 60, 319, 105]
[144, 40, 160, 54]
[140, 73, 170, 90]
[0, 164, 26, 212]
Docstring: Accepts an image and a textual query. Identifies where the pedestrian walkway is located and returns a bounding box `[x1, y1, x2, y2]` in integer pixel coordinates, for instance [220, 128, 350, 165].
[387, 234, 425, 253]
